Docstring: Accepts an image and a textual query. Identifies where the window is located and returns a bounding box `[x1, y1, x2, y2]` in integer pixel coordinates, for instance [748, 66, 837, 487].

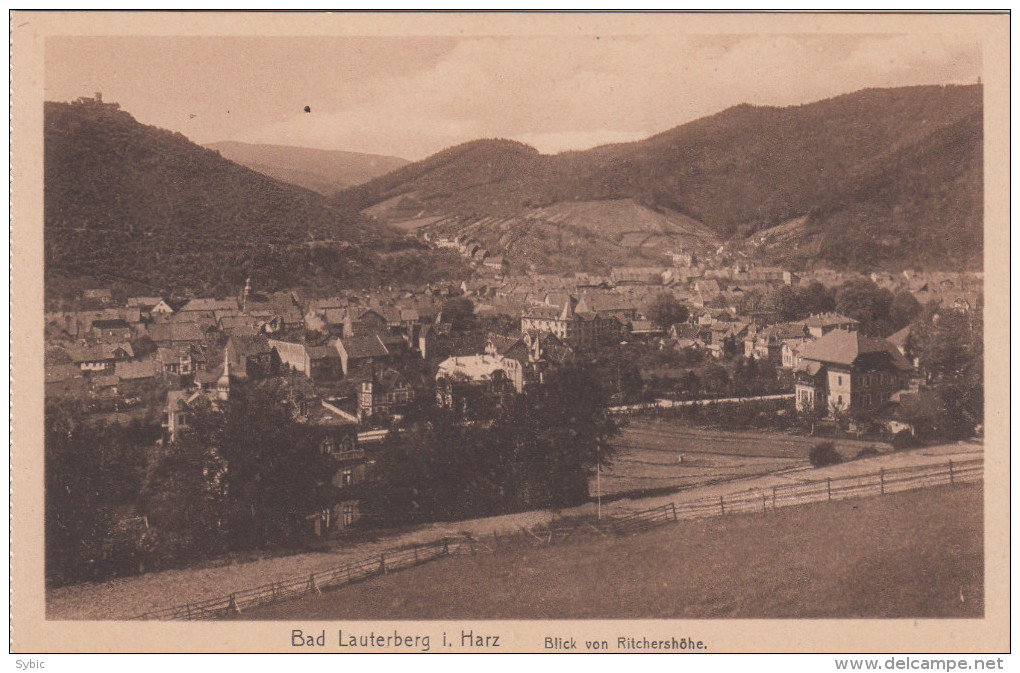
[837, 375, 843, 386]
[342, 504, 357, 527]
[341, 469, 354, 487]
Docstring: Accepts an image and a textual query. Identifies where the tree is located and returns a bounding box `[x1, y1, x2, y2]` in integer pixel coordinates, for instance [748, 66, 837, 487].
[45, 402, 154, 584]
[140, 399, 228, 564]
[905, 308, 983, 438]
[440, 297, 476, 332]
[808, 441, 843, 467]
[142, 384, 340, 556]
[213, 385, 340, 549]
[834, 279, 895, 336]
[889, 290, 922, 330]
[646, 293, 689, 330]
[361, 362, 619, 525]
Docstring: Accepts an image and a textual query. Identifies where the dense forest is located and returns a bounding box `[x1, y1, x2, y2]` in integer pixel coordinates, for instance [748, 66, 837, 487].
[44, 100, 471, 302]
[337, 85, 983, 271]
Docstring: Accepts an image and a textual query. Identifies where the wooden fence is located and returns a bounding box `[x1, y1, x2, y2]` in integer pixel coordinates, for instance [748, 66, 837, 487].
[134, 457, 981, 620]
[669, 457, 983, 521]
[133, 536, 476, 621]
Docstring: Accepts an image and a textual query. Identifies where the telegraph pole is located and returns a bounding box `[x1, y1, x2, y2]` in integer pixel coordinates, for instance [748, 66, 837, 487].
[596, 440, 602, 520]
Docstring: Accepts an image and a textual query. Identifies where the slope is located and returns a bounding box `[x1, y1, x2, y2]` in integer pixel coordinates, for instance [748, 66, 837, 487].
[44, 100, 469, 302]
[338, 85, 983, 271]
[205, 141, 409, 196]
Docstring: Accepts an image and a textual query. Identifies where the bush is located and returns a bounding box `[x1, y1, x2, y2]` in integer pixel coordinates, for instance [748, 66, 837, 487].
[808, 441, 843, 467]
[855, 445, 882, 460]
[891, 429, 918, 450]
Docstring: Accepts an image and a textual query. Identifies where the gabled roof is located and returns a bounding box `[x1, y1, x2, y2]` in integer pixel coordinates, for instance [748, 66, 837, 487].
[306, 345, 341, 360]
[229, 334, 272, 357]
[66, 342, 134, 363]
[338, 335, 390, 359]
[179, 298, 239, 312]
[797, 329, 911, 370]
[115, 359, 159, 380]
[148, 322, 207, 343]
[886, 325, 911, 349]
[373, 368, 411, 393]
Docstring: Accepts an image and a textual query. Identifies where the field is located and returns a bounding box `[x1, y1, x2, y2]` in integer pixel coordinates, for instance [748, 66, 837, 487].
[241, 482, 983, 620]
[597, 419, 888, 498]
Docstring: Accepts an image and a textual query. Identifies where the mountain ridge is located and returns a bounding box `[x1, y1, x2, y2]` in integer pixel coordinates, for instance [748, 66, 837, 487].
[337, 84, 983, 271]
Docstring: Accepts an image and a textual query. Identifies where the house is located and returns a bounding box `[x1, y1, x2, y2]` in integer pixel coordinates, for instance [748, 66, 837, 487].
[156, 346, 195, 378]
[45, 364, 86, 398]
[332, 335, 390, 378]
[520, 296, 618, 348]
[162, 388, 208, 443]
[794, 330, 913, 416]
[436, 353, 524, 409]
[65, 343, 134, 372]
[611, 267, 665, 286]
[147, 322, 207, 348]
[178, 297, 239, 314]
[483, 255, 506, 272]
[90, 318, 134, 342]
[801, 313, 859, 339]
[744, 322, 810, 363]
[127, 297, 174, 317]
[349, 308, 391, 337]
[268, 339, 342, 380]
[485, 330, 572, 386]
[358, 369, 416, 421]
[693, 279, 721, 299]
[114, 359, 159, 384]
[886, 325, 912, 357]
[226, 334, 276, 379]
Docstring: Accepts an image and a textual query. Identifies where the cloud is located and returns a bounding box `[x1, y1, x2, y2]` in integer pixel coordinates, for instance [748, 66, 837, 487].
[242, 33, 981, 160]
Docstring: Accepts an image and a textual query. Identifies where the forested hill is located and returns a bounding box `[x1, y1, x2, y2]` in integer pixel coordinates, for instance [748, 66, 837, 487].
[337, 85, 983, 270]
[44, 100, 468, 302]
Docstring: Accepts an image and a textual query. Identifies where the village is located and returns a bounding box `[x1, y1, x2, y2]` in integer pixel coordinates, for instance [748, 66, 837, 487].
[43, 231, 984, 538]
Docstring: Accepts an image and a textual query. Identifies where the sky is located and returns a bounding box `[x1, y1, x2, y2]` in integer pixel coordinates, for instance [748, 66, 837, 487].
[45, 34, 981, 161]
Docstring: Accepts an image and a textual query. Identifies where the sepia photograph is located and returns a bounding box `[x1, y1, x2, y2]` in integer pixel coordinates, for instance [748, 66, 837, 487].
[10, 11, 1010, 655]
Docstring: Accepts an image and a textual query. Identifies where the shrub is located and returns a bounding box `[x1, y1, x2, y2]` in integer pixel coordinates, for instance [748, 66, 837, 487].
[891, 429, 917, 450]
[808, 441, 843, 467]
[855, 445, 882, 460]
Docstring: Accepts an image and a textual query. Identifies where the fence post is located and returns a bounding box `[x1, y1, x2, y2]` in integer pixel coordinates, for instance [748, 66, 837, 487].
[229, 593, 240, 615]
[379, 553, 387, 574]
[308, 574, 320, 594]
[949, 460, 954, 485]
[880, 468, 885, 495]
[827, 478, 832, 501]
[762, 491, 767, 515]
[442, 538, 449, 555]
[772, 486, 777, 511]
[414, 546, 419, 563]
[671, 502, 678, 521]
[719, 496, 725, 516]
[186, 603, 192, 620]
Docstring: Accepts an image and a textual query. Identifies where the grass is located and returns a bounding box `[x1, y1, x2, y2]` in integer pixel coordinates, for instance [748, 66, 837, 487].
[598, 420, 886, 497]
[238, 483, 983, 620]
